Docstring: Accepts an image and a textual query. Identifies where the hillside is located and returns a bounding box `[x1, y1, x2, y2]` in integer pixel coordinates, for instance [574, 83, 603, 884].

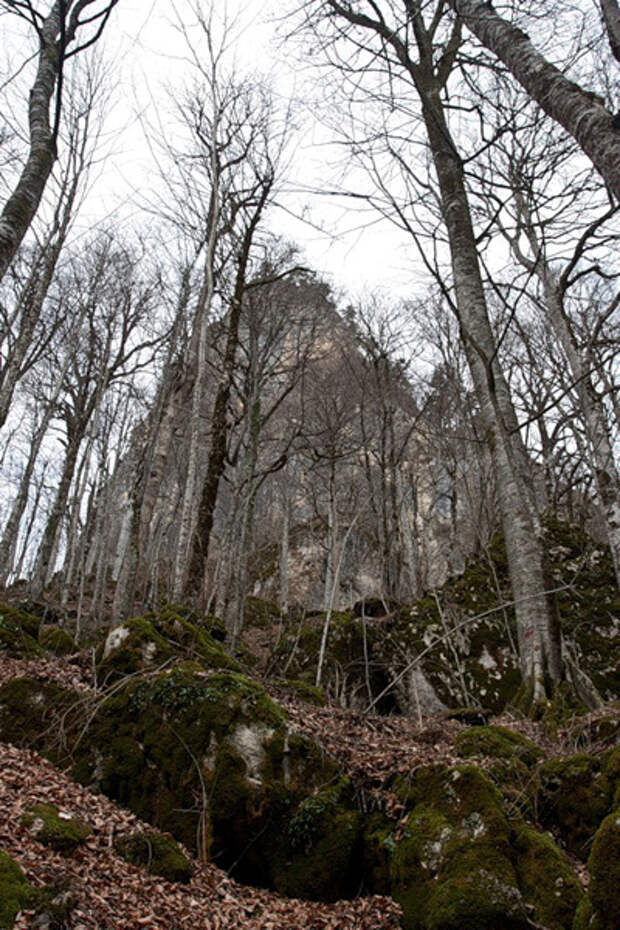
[0, 529, 618, 930]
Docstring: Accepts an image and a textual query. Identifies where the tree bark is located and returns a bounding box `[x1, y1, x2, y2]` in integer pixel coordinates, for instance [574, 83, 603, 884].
[601, 0, 620, 62]
[421, 86, 561, 698]
[188, 184, 271, 602]
[449, 0, 620, 196]
[0, 0, 118, 283]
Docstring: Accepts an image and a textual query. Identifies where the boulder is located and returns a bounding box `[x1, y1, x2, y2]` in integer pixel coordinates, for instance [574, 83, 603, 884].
[114, 830, 194, 884]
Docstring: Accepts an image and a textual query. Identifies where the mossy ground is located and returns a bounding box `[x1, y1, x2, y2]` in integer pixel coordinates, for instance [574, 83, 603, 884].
[455, 725, 542, 766]
[0, 677, 76, 760]
[0, 849, 33, 929]
[21, 803, 91, 854]
[114, 830, 193, 883]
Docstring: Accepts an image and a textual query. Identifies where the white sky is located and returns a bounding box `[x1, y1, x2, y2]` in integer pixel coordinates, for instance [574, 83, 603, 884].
[72, 0, 423, 301]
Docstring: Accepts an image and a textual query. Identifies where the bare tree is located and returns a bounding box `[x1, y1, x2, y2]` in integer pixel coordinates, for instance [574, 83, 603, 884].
[296, 1, 568, 707]
[447, 0, 620, 195]
[0, 52, 111, 427]
[0, 0, 118, 282]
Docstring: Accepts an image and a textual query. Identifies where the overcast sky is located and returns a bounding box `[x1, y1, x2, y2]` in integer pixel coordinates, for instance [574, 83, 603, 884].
[72, 0, 423, 301]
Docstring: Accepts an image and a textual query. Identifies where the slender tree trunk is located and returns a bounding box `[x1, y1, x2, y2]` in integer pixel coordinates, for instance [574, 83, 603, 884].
[323, 458, 338, 611]
[14, 462, 49, 583]
[0, 361, 65, 584]
[510, 201, 620, 586]
[0, 4, 62, 283]
[449, 0, 620, 195]
[396, 465, 419, 600]
[188, 190, 270, 601]
[172, 208, 220, 602]
[30, 433, 83, 599]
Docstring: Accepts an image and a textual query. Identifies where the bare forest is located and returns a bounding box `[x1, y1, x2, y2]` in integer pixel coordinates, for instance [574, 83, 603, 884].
[0, 3, 618, 929]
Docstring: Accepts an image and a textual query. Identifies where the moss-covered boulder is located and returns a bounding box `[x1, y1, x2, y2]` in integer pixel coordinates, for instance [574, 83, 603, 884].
[38, 626, 75, 656]
[455, 725, 542, 767]
[0, 668, 355, 898]
[573, 809, 620, 930]
[0, 850, 34, 929]
[0, 604, 41, 657]
[274, 610, 428, 713]
[587, 808, 620, 930]
[384, 764, 530, 930]
[68, 667, 354, 894]
[244, 596, 282, 629]
[114, 830, 193, 883]
[274, 678, 327, 706]
[97, 606, 239, 683]
[271, 777, 362, 900]
[0, 677, 75, 757]
[21, 803, 91, 854]
[513, 824, 583, 930]
[538, 754, 613, 857]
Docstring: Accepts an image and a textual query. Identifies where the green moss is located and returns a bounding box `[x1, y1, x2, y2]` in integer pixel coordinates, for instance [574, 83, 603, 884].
[39, 626, 75, 656]
[388, 765, 528, 930]
[513, 824, 583, 930]
[487, 757, 538, 820]
[587, 809, 620, 930]
[0, 603, 40, 638]
[275, 678, 326, 706]
[0, 677, 75, 759]
[538, 755, 612, 857]
[0, 604, 41, 657]
[244, 596, 281, 629]
[272, 778, 362, 901]
[21, 803, 91, 854]
[361, 812, 394, 895]
[455, 726, 542, 767]
[572, 895, 597, 930]
[114, 830, 193, 883]
[0, 849, 34, 929]
[97, 609, 239, 685]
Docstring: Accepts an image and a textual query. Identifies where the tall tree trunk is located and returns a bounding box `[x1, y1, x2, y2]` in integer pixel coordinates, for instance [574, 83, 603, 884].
[30, 433, 82, 599]
[0, 4, 61, 282]
[0, 358, 67, 585]
[188, 189, 270, 602]
[420, 82, 561, 702]
[449, 0, 620, 195]
[509, 198, 620, 586]
[172, 206, 220, 602]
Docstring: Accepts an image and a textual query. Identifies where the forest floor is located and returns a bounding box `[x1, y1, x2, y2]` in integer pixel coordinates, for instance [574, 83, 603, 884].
[1, 650, 612, 929]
